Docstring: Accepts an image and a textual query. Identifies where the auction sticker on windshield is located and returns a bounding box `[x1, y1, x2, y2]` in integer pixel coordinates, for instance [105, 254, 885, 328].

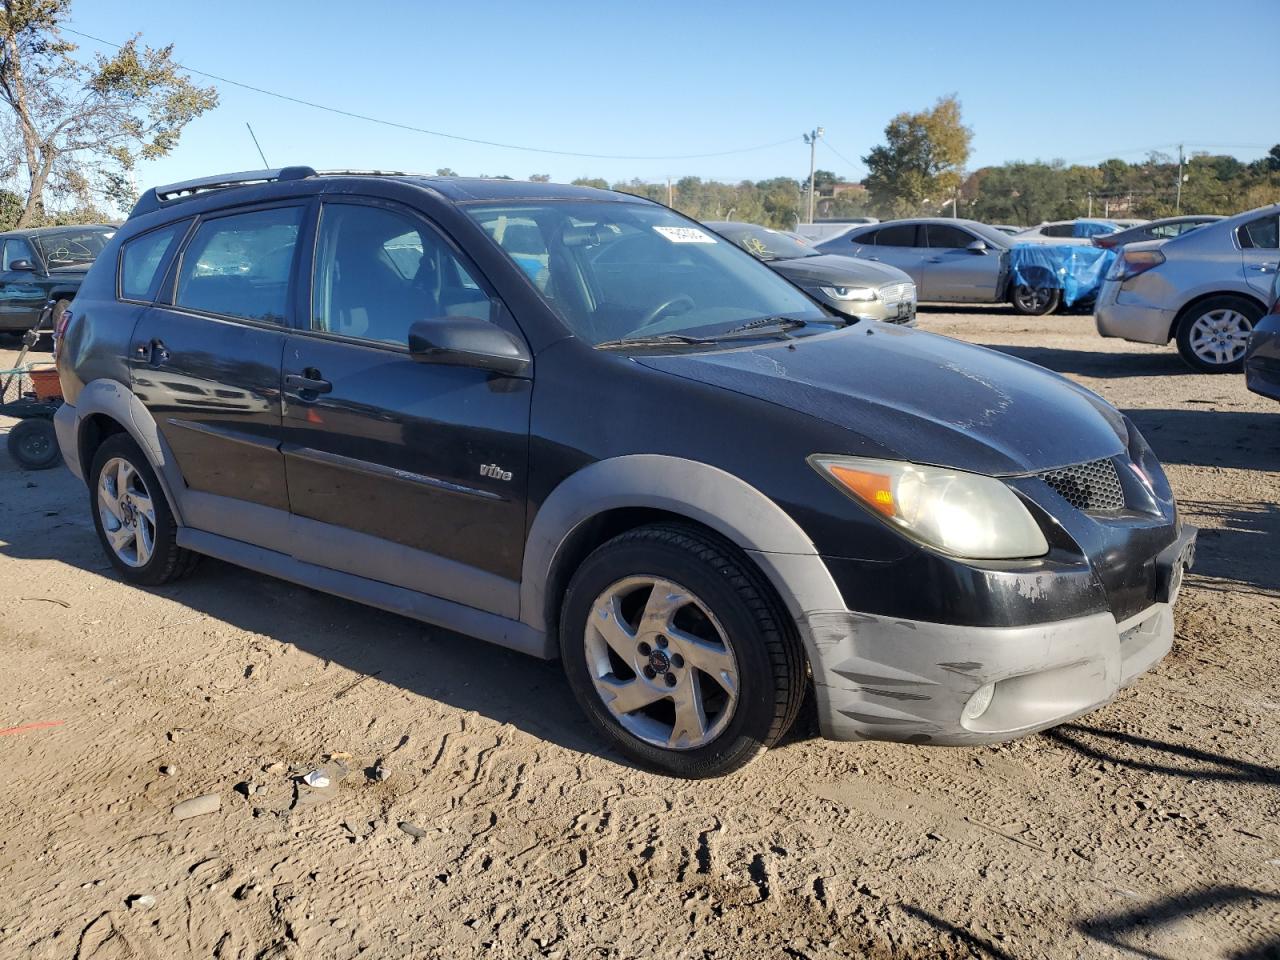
[653, 226, 717, 243]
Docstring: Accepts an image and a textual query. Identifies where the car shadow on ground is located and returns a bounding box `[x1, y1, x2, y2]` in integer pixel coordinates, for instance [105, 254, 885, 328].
[1122, 408, 1280, 472]
[1075, 885, 1280, 960]
[0, 470, 638, 769]
[1176, 498, 1280, 596]
[983, 342, 1189, 379]
[1044, 722, 1280, 786]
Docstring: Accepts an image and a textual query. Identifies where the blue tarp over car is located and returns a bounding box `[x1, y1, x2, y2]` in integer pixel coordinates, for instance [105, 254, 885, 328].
[1008, 243, 1117, 306]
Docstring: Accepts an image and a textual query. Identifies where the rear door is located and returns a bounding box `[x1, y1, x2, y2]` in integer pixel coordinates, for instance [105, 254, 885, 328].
[1238, 212, 1280, 299]
[279, 198, 531, 617]
[129, 204, 305, 521]
[922, 223, 1002, 302]
[849, 224, 926, 288]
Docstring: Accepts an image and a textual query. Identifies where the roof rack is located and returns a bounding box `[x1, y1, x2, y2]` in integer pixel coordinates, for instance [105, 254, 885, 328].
[129, 166, 318, 219]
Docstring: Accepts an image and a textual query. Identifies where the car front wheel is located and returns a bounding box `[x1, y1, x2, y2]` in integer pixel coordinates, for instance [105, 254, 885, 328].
[559, 524, 805, 778]
[1010, 284, 1061, 316]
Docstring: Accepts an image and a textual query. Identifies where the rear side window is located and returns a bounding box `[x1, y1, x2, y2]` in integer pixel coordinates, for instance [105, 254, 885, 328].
[119, 222, 186, 302]
[1239, 215, 1279, 249]
[875, 224, 919, 247]
[850, 229, 878, 246]
[175, 207, 303, 323]
[1042, 223, 1075, 238]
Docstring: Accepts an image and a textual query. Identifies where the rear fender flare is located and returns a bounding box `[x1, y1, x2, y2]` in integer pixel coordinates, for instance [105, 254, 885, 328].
[73, 378, 187, 525]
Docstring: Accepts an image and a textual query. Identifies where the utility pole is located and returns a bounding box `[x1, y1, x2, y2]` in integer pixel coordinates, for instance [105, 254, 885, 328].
[666, 176, 673, 207]
[803, 126, 824, 224]
[1087, 191, 1093, 217]
[1175, 144, 1185, 214]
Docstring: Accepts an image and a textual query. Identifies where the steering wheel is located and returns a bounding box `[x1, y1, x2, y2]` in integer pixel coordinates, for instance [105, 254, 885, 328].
[636, 294, 695, 330]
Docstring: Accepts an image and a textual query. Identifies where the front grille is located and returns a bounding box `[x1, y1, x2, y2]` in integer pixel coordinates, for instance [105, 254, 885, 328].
[1040, 458, 1125, 512]
[879, 282, 914, 303]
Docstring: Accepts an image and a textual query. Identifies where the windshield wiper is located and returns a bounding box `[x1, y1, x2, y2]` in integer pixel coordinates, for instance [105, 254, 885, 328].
[717, 316, 809, 337]
[595, 332, 718, 349]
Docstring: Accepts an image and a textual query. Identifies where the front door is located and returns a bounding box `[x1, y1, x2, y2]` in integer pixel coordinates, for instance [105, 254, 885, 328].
[1238, 212, 1280, 300]
[0, 237, 47, 329]
[922, 223, 1002, 302]
[280, 199, 531, 618]
[129, 204, 304, 525]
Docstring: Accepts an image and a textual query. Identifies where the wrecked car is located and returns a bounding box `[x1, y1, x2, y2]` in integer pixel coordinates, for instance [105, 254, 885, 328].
[54, 170, 1195, 777]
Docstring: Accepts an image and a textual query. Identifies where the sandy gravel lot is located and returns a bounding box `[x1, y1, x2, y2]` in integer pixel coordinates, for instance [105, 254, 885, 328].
[1, 311, 1277, 960]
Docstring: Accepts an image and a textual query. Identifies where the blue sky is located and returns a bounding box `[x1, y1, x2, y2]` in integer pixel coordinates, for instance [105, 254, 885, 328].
[66, 0, 1280, 194]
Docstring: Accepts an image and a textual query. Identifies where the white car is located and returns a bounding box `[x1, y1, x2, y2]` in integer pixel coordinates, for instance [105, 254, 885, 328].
[1015, 219, 1127, 245]
[1095, 203, 1279, 372]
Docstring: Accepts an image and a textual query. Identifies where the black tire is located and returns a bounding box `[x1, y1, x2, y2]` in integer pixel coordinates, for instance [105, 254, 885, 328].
[89, 433, 199, 585]
[1010, 284, 1061, 316]
[7, 418, 60, 470]
[559, 523, 805, 778]
[1174, 295, 1261, 374]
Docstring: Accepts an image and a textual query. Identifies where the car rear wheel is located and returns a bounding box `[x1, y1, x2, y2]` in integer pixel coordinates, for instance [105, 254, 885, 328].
[559, 524, 805, 778]
[1175, 297, 1260, 373]
[1010, 284, 1061, 316]
[90, 433, 199, 585]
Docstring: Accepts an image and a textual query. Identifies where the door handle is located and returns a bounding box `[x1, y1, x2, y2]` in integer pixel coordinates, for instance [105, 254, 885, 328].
[1249, 263, 1278, 272]
[285, 370, 332, 395]
[134, 338, 169, 364]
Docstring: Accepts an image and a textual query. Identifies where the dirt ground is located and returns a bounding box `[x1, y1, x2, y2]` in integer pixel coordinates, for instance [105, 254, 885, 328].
[1, 310, 1277, 960]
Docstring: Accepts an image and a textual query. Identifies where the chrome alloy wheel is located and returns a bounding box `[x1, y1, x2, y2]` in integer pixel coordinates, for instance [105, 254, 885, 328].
[97, 457, 157, 568]
[1189, 308, 1253, 366]
[584, 576, 739, 750]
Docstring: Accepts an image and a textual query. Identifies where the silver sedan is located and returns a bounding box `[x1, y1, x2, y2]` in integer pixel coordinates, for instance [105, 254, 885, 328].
[814, 218, 1061, 315]
[1095, 204, 1279, 372]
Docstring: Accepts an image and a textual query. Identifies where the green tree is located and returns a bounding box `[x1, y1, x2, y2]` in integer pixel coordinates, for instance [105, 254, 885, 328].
[571, 177, 609, 189]
[0, 0, 218, 225]
[811, 169, 838, 195]
[862, 95, 972, 217]
[528, 173, 550, 182]
[434, 167, 458, 177]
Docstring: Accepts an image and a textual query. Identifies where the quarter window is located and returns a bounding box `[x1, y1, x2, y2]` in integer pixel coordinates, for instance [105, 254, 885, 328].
[175, 207, 302, 323]
[311, 203, 492, 346]
[875, 224, 919, 247]
[1239, 215, 1279, 249]
[120, 222, 186, 302]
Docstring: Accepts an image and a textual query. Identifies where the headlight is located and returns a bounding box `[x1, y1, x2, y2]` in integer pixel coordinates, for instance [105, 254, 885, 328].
[809, 455, 1050, 560]
[820, 285, 879, 302]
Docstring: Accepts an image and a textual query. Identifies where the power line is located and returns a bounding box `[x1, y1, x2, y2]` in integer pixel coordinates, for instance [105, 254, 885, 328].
[820, 139, 863, 175]
[61, 27, 799, 162]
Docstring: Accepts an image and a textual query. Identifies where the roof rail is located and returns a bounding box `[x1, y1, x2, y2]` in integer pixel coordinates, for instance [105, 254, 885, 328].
[129, 166, 317, 219]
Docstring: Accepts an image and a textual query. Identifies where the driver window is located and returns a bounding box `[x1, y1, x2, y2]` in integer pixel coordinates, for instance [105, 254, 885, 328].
[3, 238, 34, 270]
[312, 203, 493, 346]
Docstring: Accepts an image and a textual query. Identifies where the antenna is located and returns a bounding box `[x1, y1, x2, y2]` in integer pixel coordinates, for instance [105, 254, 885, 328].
[246, 123, 269, 167]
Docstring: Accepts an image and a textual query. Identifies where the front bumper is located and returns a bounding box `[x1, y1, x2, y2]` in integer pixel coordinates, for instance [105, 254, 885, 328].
[802, 526, 1195, 745]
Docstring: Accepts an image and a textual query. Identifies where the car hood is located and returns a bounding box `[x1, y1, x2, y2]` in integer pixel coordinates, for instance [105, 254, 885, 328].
[636, 324, 1127, 475]
[769, 254, 911, 287]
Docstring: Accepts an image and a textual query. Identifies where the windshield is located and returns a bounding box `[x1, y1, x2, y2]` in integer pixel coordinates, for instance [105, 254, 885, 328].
[713, 223, 820, 261]
[31, 227, 115, 266]
[465, 201, 828, 345]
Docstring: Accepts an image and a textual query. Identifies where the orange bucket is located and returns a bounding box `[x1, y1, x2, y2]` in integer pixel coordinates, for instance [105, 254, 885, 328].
[28, 365, 63, 401]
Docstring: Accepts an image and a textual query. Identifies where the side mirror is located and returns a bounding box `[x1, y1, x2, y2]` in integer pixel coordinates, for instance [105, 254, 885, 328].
[966, 240, 988, 255]
[408, 316, 531, 378]
[8, 259, 34, 271]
